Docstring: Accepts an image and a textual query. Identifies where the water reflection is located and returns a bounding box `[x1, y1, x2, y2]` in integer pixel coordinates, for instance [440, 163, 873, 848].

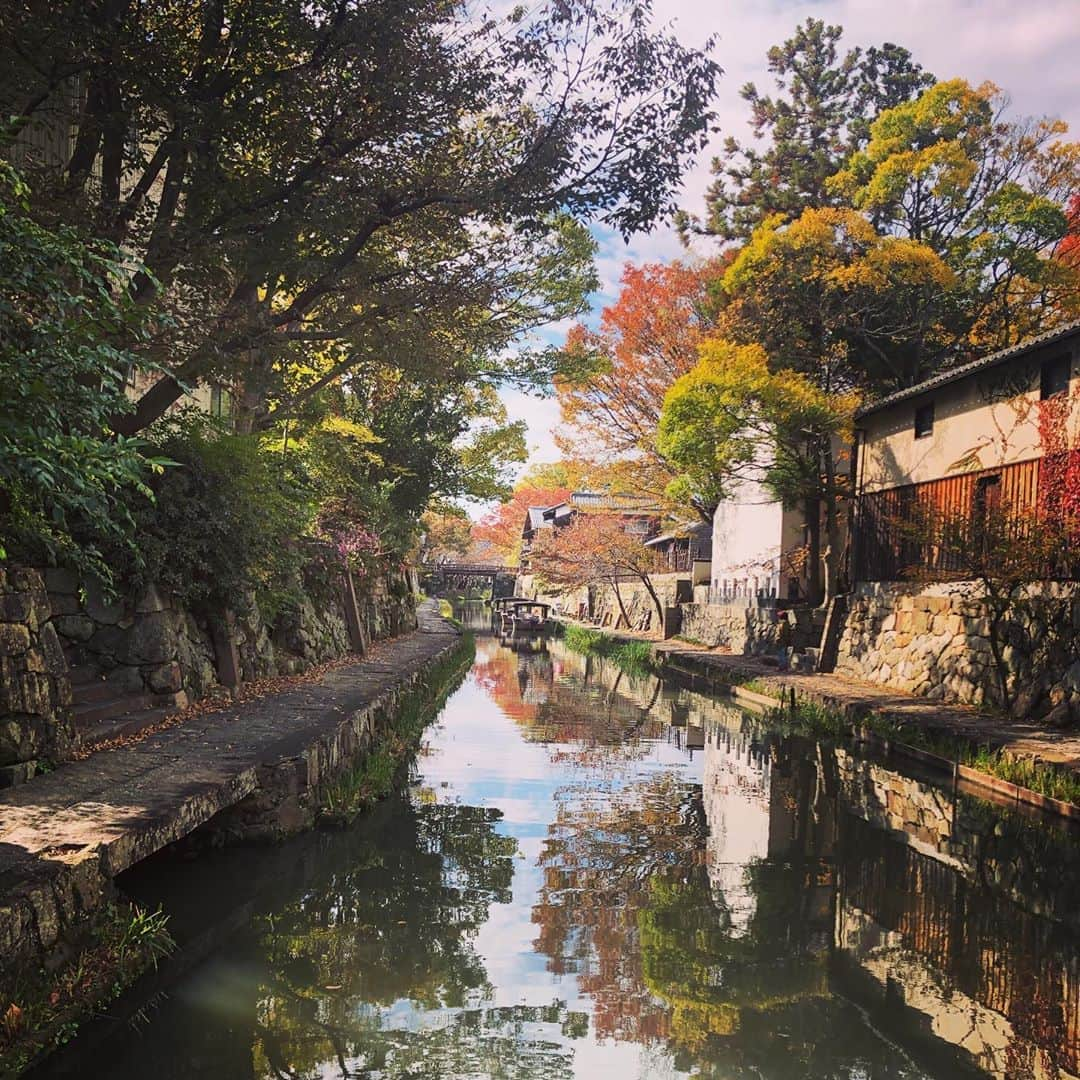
[39, 604, 1080, 1079]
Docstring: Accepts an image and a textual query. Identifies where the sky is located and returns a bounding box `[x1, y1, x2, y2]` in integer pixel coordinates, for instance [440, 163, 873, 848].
[493, 0, 1080, 503]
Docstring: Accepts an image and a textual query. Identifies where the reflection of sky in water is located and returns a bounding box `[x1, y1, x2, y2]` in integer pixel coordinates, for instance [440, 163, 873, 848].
[402, 655, 704, 1078]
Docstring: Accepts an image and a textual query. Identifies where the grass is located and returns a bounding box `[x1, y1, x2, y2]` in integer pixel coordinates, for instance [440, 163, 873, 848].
[0, 902, 175, 1075]
[771, 697, 1080, 807]
[737, 677, 778, 698]
[562, 624, 655, 674]
[318, 635, 475, 825]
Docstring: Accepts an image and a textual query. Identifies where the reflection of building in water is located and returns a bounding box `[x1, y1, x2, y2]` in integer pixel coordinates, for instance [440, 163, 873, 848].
[698, 699, 1080, 1080]
[701, 724, 774, 936]
[835, 810, 1080, 1080]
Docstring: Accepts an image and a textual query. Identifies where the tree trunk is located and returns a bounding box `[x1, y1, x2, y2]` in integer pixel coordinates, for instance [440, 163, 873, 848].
[805, 495, 823, 605]
[821, 438, 844, 605]
[610, 577, 631, 629]
[637, 572, 665, 628]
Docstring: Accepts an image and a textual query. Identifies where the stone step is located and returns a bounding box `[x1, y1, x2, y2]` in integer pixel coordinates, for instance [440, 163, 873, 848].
[73, 693, 173, 728]
[70, 678, 116, 704]
[77, 705, 180, 751]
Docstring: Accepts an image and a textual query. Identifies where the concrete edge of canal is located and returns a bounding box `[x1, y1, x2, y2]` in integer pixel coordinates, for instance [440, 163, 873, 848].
[0, 601, 465, 985]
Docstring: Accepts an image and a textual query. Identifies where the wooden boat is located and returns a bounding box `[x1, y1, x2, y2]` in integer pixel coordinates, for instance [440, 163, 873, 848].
[493, 598, 552, 634]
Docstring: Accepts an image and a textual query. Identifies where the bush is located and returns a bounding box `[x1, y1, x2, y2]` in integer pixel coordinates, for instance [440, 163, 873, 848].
[106, 414, 314, 615]
[0, 163, 167, 583]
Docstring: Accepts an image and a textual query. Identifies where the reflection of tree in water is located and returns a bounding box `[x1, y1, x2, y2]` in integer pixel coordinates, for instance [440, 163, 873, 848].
[532, 750, 928, 1079]
[247, 799, 586, 1079]
[474, 636, 666, 766]
[532, 772, 707, 1044]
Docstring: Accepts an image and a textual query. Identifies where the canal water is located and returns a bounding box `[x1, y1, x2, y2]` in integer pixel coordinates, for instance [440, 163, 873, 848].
[39, 605, 1080, 1079]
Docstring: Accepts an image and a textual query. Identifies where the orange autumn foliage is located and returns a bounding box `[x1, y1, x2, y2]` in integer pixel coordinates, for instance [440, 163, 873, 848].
[472, 484, 571, 563]
[554, 259, 728, 512]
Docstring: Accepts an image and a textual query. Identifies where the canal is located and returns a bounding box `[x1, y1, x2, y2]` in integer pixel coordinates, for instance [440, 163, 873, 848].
[37, 605, 1080, 1079]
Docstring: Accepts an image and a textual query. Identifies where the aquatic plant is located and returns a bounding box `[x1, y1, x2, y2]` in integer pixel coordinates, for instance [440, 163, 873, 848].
[562, 624, 655, 674]
[772, 697, 1080, 807]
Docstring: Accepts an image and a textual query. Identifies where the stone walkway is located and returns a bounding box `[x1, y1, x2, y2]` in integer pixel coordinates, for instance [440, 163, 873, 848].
[0, 602, 459, 968]
[565, 619, 1080, 771]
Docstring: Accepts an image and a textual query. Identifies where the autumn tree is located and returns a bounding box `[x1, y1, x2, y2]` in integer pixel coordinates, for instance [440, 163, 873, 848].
[419, 510, 473, 563]
[661, 210, 951, 601]
[554, 260, 726, 516]
[658, 338, 859, 603]
[473, 481, 572, 564]
[679, 19, 933, 241]
[830, 79, 1080, 348]
[1, 0, 719, 434]
[528, 514, 667, 626]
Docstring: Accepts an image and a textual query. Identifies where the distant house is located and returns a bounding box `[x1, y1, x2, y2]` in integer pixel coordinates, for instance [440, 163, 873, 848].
[519, 491, 662, 565]
[644, 521, 713, 573]
[851, 321, 1080, 583]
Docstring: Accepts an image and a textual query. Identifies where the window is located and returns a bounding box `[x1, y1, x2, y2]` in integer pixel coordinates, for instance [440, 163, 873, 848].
[914, 402, 934, 439]
[1040, 353, 1071, 400]
[210, 385, 232, 419]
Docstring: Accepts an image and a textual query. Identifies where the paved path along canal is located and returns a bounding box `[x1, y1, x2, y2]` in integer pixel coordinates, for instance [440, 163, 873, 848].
[0, 602, 459, 968]
[33, 606, 1080, 1080]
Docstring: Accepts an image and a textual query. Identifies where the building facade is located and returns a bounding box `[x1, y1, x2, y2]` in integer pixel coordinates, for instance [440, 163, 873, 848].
[851, 321, 1080, 583]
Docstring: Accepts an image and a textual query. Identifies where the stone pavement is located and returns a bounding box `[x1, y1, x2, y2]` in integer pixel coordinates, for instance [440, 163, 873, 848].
[0, 601, 459, 970]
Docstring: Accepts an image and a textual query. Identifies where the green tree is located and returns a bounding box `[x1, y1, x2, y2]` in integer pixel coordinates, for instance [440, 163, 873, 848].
[0, 163, 166, 581]
[830, 78, 1080, 349]
[658, 337, 859, 602]
[680, 19, 933, 241]
[2, 0, 719, 434]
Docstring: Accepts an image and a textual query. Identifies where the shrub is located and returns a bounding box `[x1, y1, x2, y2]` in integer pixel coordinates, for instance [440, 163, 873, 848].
[0, 162, 167, 583]
[106, 413, 314, 615]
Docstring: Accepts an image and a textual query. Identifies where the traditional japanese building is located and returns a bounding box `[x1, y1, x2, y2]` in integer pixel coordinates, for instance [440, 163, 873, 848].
[851, 321, 1080, 583]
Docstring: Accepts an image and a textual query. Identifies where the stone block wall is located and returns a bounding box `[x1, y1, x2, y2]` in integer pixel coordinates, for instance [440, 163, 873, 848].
[518, 572, 687, 635]
[48, 571, 219, 703]
[47, 566, 417, 703]
[679, 601, 787, 655]
[836, 581, 1080, 718]
[0, 568, 75, 783]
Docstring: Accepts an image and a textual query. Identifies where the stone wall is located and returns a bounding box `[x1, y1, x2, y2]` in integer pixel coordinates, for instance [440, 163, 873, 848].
[836, 581, 1080, 719]
[49, 570, 216, 704]
[0, 568, 74, 784]
[48, 566, 417, 704]
[517, 572, 688, 635]
[679, 601, 788, 655]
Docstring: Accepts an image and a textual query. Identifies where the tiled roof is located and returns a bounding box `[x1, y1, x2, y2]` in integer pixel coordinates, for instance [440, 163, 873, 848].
[569, 491, 661, 513]
[855, 320, 1080, 420]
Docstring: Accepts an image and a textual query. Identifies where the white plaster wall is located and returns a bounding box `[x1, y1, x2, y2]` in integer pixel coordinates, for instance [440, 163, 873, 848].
[859, 344, 1078, 493]
[710, 478, 785, 597]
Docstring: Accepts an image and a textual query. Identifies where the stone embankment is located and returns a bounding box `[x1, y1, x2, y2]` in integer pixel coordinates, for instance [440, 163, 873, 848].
[838, 581, 1080, 722]
[553, 617, 1080, 778]
[0, 601, 459, 975]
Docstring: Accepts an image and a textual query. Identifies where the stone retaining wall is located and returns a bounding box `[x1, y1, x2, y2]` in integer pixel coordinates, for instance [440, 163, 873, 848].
[678, 601, 789, 655]
[836, 581, 1080, 720]
[517, 572, 688, 635]
[0, 568, 75, 784]
[49, 566, 416, 701]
